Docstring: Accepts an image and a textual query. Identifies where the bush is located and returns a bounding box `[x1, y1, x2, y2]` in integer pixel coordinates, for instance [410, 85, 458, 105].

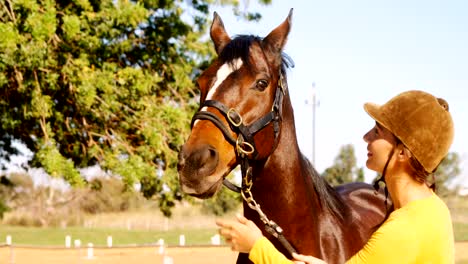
[201, 186, 241, 216]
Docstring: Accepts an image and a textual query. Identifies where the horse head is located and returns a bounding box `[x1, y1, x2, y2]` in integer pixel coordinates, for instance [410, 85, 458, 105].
[178, 10, 293, 198]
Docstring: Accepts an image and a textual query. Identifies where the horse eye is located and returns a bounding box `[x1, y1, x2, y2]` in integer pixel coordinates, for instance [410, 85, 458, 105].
[256, 79, 269, 90]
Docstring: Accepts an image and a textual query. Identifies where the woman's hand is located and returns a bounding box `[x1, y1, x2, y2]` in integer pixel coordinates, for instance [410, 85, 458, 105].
[216, 214, 263, 253]
[292, 253, 327, 264]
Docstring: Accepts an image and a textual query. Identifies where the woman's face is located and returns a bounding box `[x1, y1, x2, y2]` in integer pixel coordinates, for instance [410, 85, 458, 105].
[363, 122, 398, 173]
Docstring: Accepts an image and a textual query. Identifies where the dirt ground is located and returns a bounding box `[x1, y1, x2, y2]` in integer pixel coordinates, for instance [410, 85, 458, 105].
[0, 245, 238, 264]
[1, 243, 467, 264]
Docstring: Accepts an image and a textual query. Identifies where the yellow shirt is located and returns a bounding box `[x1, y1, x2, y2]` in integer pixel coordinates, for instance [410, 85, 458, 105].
[249, 193, 454, 264]
[346, 193, 454, 264]
[249, 236, 293, 264]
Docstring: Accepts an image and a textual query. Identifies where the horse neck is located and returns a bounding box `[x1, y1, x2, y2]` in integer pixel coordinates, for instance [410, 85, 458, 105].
[250, 95, 323, 222]
[246, 94, 351, 257]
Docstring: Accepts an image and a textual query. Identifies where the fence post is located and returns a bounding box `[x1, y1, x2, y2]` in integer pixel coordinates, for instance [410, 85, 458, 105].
[65, 235, 71, 248]
[74, 239, 81, 259]
[6, 235, 14, 264]
[157, 238, 165, 254]
[107, 236, 113, 248]
[87, 243, 94, 259]
[163, 255, 173, 264]
[179, 234, 185, 246]
[211, 234, 221, 245]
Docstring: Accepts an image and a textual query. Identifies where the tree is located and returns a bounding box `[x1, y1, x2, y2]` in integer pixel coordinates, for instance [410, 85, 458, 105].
[201, 173, 241, 215]
[433, 152, 461, 197]
[0, 0, 271, 216]
[0, 175, 13, 218]
[322, 144, 364, 186]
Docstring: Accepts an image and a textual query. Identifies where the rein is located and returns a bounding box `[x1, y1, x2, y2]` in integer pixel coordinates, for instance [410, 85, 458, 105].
[190, 73, 297, 257]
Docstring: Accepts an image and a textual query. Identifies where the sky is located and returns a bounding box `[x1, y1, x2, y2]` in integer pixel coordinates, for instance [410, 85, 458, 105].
[212, 0, 468, 186]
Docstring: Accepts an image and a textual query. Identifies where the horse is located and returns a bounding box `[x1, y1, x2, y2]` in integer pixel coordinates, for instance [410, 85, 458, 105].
[177, 9, 390, 264]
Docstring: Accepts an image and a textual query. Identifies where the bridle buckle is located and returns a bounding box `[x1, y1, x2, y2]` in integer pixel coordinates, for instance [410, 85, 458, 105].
[227, 108, 242, 127]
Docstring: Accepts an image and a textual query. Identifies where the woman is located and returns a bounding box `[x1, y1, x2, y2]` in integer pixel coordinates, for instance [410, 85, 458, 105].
[216, 90, 455, 263]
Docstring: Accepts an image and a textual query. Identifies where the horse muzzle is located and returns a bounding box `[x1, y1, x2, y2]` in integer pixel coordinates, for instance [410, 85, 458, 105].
[177, 144, 223, 198]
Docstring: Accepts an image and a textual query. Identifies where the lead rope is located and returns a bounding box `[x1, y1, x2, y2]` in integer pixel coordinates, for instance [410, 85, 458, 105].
[236, 137, 297, 257]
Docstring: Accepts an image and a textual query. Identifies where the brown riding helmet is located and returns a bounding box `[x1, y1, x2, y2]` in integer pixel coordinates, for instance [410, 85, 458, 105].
[364, 90, 454, 173]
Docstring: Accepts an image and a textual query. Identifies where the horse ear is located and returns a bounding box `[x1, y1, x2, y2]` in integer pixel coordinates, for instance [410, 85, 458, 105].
[262, 9, 293, 63]
[210, 12, 231, 55]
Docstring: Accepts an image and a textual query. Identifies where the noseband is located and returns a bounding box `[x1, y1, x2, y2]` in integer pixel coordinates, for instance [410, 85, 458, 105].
[190, 71, 298, 256]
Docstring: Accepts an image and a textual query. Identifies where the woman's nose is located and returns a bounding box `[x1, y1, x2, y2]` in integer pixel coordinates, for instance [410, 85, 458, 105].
[363, 130, 371, 143]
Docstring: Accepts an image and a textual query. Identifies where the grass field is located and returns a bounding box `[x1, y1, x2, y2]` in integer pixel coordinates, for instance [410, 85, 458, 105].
[0, 226, 220, 246]
[1, 197, 468, 246]
[455, 221, 468, 241]
[1, 200, 468, 263]
[1, 221, 467, 247]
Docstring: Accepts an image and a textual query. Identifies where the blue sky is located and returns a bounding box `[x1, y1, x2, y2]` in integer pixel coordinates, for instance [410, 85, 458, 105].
[212, 0, 468, 185]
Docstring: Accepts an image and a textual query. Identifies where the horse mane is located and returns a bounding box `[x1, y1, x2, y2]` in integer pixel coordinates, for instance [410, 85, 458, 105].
[219, 35, 295, 72]
[302, 155, 349, 222]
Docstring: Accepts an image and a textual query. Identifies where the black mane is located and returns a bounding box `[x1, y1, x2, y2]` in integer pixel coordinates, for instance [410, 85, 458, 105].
[303, 147, 349, 222]
[219, 35, 294, 72]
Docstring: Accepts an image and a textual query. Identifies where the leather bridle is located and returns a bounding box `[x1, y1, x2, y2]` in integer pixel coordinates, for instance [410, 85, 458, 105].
[190, 71, 298, 256]
[191, 73, 285, 191]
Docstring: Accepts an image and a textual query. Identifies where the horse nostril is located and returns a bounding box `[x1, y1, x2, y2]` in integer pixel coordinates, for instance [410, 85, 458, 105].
[208, 146, 217, 159]
[201, 145, 218, 165]
[180, 144, 219, 176]
[194, 145, 219, 175]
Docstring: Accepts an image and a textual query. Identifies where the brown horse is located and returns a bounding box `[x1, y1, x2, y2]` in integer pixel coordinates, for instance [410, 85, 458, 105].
[178, 9, 390, 264]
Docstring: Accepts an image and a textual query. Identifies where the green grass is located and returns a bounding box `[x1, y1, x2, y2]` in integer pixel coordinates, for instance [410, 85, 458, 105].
[0, 226, 221, 246]
[2, 220, 467, 247]
[454, 221, 468, 241]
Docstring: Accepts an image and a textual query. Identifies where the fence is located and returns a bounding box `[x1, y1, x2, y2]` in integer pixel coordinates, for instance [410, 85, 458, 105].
[2, 236, 468, 264]
[0, 234, 237, 264]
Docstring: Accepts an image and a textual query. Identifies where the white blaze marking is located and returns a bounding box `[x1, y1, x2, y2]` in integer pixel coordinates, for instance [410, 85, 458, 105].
[193, 58, 243, 127]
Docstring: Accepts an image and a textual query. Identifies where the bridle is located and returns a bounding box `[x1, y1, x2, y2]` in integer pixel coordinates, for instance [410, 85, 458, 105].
[190, 70, 297, 256]
[191, 72, 285, 191]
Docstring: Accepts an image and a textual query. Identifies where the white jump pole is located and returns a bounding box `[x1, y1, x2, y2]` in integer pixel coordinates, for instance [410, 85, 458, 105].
[163, 255, 174, 264]
[6, 235, 14, 264]
[107, 236, 113, 248]
[211, 234, 221, 245]
[74, 239, 81, 260]
[87, 243, 94, 259]
[65, 235, 71, 248]
[179, 234, 185, 246]
[157, 238, 165, 254]
[74, 239, 81, 248]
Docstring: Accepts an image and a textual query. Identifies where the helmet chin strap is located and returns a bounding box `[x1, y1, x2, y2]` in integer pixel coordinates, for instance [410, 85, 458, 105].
[373, 147, 395, 211]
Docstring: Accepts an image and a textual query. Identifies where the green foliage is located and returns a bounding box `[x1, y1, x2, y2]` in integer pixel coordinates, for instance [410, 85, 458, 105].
[201, 183, 241, 216]
[0, 176, 12, 219]
[0, 0, 270, 216]
[322, 144, 363, 186]
[434, 152, 462, 197]
[0, 200, 9, 219]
